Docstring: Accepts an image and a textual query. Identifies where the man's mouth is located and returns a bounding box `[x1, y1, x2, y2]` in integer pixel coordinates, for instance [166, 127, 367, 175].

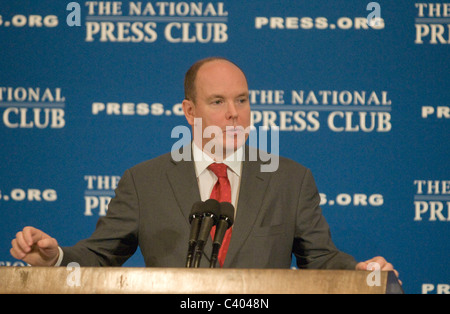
[223, 126, 245, 136]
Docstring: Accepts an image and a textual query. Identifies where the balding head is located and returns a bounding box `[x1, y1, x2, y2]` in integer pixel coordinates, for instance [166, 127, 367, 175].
[184, 57, 248, 102]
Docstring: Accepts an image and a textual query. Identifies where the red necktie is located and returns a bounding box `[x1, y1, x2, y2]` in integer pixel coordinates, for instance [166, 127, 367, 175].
[208, 163, 232, 268]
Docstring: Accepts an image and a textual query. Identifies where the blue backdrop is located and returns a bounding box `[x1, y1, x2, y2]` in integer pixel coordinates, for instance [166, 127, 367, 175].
[1, 1, 449, 294]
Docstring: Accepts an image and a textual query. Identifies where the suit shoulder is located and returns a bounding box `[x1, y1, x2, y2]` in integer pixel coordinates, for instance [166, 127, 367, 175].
[127, 152, 174, 175]
[276, 155, 310, 176]
[247, 146, 308, 173]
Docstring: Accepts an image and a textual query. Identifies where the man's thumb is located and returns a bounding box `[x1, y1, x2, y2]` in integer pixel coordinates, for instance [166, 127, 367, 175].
[37, 238, 58, 250]
[356, 261, 369, 271]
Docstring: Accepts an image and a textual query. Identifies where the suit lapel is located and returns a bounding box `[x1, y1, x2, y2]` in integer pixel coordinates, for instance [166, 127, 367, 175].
[224, 147, 272, 267]
[166, 154, 213, 266]
[166, 157, 201, 225]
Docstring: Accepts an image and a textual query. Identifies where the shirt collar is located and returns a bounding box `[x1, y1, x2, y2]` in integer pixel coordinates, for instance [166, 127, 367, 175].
[192, 142, 243, 178]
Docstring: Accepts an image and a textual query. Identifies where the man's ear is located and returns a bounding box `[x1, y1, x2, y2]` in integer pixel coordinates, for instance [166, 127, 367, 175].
[182, 99, 196, 126]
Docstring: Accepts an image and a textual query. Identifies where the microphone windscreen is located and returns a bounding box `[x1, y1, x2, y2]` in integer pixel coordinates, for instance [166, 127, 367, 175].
[189, 201, 204, 223]
[219, 202, 235, 226]
[202, 199, 220, 216]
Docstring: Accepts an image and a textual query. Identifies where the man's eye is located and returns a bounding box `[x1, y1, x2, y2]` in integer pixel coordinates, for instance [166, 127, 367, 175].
[212, 100, 223, 105]
[238, 98, 248, 104]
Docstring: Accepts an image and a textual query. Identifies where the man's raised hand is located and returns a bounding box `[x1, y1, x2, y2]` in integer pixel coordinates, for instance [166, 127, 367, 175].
[10, 226, 60, 266]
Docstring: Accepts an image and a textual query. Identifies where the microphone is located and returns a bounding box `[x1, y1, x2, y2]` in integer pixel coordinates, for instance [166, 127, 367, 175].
[210, 202, 235, 268]
[192, 199, 220, 268]
[185, 201, 204, 268]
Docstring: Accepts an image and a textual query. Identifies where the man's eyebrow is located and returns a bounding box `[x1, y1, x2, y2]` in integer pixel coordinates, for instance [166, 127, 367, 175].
[206, 92, 249, 100]
[205, 95, 225, 102]
[237, 92, 249, 98]
[207, 94, 225, 99]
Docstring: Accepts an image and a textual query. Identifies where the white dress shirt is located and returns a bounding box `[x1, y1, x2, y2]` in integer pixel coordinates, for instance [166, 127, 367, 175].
[192, 142, 243, 216]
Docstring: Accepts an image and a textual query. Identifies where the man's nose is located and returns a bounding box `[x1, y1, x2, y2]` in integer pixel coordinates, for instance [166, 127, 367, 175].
[226, 101, 238, 120]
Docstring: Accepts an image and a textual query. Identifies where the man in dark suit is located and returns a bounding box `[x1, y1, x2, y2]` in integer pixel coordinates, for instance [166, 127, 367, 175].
[10, 57, 397, 274]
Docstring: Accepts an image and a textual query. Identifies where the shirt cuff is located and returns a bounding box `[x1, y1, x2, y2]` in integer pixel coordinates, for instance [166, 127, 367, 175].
[54, 246, 64, 267]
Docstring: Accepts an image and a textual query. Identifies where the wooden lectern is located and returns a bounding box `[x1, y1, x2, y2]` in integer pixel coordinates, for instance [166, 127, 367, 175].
[0, 267, 403, 294]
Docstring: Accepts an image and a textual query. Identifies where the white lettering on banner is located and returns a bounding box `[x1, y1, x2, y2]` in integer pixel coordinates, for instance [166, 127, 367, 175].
[91, 91, 392, 133]
[414, 180, 450, 221]
[0, 87, 66, 129]
[422, 283, 450, 294]
[255, 16, 385, 30]
[92, 101, 183, 117]
[250, 90, 392, 133]
[92, 102, 166, 116]
[0, 188, 57, 202]
[84, 175, 120, 216]
[0, 15, 58, 28]
[421, 105, 450, 119]
[164, 22, 227, 43]
[415, 3, 450, 44]
[319, 193, 384, 207]
[290, 90, 392, 106]
[85, 2, 227, 16]
[84, 1, 229, 43]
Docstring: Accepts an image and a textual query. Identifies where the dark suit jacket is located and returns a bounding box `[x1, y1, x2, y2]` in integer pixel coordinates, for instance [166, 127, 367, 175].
[62, 146, 357, 269]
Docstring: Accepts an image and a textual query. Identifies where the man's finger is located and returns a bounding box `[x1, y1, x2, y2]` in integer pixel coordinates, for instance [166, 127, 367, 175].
[10, 239, 26, 260]
[15, 231, 31, 253]
[381, 262, 394, 271]
[355, 262, 368, 271]
[23, 226, 45, 246]
[10, 247, 23, 260]
[24, 226, 52, 247]
[370, 256, 387, 266]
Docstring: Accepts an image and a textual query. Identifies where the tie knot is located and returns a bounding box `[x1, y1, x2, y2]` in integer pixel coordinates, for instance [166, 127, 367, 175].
[208, 163, 228, 178]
